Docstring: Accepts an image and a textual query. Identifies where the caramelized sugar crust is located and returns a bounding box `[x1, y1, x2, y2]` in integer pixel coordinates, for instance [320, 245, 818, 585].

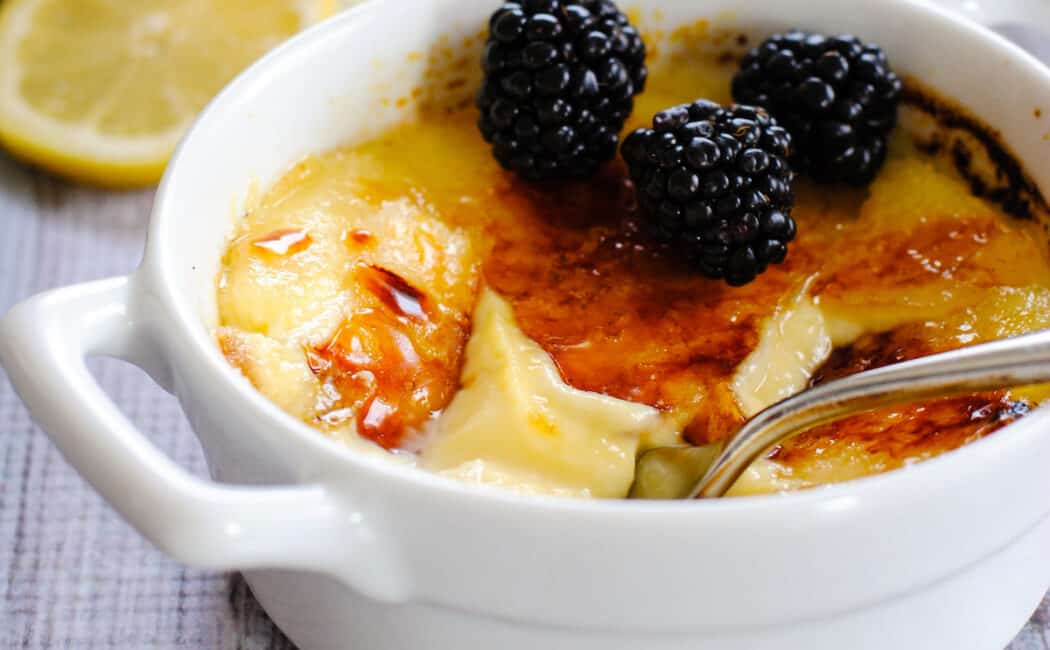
[218, 55, 1050, 469]
[767, 392, 1027, 474]
[304, 264, 463, 449]
[811, 330, 932, 385]
[783, 329, 1025, 470]
[757, 287, 1050, 483]
[482, 169, 849, 443]
[217, 152, 480, 449]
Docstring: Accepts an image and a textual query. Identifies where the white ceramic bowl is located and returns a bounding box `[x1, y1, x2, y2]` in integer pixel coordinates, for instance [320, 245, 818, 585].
[4, 1, 1050, 648]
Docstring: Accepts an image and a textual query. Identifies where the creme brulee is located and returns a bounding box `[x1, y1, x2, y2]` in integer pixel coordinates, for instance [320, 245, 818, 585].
[215, 55, 1050, 498]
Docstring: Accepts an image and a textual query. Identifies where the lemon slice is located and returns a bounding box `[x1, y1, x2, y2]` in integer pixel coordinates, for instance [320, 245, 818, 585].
[0, 0, 337, 188]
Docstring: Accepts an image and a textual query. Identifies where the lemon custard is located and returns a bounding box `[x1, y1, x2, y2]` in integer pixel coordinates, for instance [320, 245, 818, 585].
[215, 40, 1050, 498]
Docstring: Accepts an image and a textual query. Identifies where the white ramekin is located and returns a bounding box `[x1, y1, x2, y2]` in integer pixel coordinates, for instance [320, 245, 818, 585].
[3, 1, 1050, 648]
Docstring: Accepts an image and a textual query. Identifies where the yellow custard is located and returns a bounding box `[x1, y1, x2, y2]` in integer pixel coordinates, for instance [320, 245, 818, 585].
[423, 288, 675, 498]
[216, 55, 1050, 498]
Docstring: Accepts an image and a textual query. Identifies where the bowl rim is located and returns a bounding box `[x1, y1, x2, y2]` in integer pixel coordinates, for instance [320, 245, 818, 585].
[145, 0, 1050, 516]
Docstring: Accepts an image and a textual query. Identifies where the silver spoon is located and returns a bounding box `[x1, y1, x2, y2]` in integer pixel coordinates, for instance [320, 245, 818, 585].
[685, 328, 1050, 499]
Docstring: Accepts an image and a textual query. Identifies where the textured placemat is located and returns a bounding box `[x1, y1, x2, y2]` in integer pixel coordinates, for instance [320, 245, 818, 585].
[0, 155, 297, 648]
[2, 20, 1050, 650]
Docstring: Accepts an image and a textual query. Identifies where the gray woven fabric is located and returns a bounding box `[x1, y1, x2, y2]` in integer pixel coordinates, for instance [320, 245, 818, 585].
[2, 20, 1050, 650]
[0, 155, 295, 648]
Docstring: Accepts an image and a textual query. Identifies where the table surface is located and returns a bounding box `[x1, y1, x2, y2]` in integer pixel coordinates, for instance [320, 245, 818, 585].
[0, 153, 301, 648]
[4, 21, 1050, 650]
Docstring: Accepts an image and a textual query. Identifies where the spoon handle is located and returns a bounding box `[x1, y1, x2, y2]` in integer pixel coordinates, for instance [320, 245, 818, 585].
[689, 328, 1050, 499]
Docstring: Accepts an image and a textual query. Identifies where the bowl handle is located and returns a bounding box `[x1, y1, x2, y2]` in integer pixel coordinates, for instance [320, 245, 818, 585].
[0, 276, 384, 588]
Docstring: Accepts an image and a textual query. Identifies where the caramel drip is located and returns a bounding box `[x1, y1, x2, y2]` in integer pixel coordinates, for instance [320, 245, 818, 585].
[252, 228, 312, 256]
[348, 229, 375, 246]
[359, 264, 430, 322]
[308, 267, 456, 448]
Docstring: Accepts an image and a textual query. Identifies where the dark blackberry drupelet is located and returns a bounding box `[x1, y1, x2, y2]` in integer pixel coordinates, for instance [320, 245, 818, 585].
[621, 101, 796, 286]
[732, 31, 902, 185]
[477, 0, 647, 180]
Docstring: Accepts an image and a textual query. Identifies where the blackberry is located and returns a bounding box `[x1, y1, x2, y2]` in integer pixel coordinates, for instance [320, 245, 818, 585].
[621, 101, 796, 286]
[732, 30, 902, 185]
[477, 0, 647, 180]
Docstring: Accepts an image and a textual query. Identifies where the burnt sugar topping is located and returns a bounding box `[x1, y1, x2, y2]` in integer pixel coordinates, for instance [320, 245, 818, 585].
[754, 392, 1028, 489]
[359, 264, 431, 322]
[902, 79, 1050, 222]
[303, 264, 461, 449]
